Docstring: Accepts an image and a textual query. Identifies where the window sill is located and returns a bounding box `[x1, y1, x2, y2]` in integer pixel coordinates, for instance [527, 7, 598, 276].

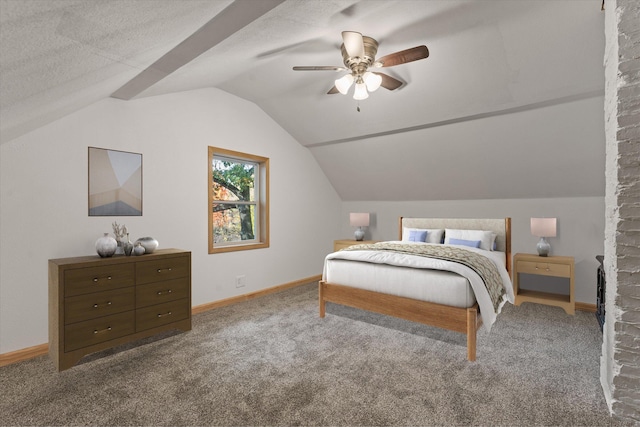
[209, 241, 269, 254]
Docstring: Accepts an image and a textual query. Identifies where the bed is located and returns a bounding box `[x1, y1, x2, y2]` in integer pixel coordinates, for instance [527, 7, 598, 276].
[319, 217, 513, 361]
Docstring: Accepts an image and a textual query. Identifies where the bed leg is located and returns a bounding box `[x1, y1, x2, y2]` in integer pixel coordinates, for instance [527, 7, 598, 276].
[467, 306, 477, 362]
[319, 281, 326, 318]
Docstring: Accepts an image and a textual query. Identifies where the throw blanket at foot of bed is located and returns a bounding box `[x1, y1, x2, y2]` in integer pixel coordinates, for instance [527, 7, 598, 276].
[326, 242, 514, 331]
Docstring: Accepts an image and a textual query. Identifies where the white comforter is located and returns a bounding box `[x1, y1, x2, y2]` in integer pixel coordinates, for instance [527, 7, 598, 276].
[323, 241, 515, 331]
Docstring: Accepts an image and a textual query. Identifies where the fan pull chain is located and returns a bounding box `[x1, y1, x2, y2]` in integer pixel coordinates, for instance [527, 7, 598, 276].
[357, 101, 361, 112]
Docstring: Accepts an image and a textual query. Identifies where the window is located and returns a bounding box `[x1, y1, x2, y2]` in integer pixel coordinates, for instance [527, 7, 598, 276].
[208, 147, 269, 253]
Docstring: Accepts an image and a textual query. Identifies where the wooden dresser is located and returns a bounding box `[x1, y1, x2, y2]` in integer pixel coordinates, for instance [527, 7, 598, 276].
[49, 248, 191, 371]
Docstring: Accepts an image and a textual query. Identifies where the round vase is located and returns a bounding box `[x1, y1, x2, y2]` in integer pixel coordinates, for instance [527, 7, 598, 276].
[135, 237, 159, 254]
[133, 243, 146, 256]
[95, 233, 117, 258]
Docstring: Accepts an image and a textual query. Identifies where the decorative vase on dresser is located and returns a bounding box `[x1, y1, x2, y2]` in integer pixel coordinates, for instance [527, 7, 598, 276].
[95, 233, 117, 258]
[48, 248, 191, 371]
[123, 233, 134, 256]
[133, 243, 145, 256]
[135, 237, 159, 254]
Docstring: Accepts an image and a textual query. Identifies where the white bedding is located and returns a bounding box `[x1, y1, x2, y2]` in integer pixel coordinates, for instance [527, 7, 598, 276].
[322, 241, 515, 331]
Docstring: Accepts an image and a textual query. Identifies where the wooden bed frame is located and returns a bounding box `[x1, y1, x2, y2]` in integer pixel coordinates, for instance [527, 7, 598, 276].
[319, 217, 511, 361]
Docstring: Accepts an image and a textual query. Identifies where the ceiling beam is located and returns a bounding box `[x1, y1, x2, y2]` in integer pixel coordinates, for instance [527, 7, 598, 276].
[111, 0, 285, 100]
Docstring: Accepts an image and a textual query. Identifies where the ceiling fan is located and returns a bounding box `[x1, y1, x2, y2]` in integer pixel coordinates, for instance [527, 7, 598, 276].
[293, 31, 429, 101]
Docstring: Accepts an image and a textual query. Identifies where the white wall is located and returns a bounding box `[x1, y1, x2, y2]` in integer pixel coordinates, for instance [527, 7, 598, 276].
[310, 96, 605, 202]
[0, 86, 606, 355]
[0, 88, 342, 354]
[341, 197, 604, 304]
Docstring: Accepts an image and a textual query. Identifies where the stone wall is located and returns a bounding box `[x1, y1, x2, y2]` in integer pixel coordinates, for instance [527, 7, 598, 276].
[602, 0, 640, 422]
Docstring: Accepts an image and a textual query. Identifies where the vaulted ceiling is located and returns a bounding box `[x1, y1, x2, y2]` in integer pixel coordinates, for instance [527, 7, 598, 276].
[0, 0, 605, 201]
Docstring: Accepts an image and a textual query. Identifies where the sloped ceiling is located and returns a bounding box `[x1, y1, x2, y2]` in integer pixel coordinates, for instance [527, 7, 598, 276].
[0, 0, 605, 201]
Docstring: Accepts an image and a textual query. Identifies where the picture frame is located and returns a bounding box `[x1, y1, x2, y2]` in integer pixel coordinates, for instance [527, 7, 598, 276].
[88, 147, 142, 216]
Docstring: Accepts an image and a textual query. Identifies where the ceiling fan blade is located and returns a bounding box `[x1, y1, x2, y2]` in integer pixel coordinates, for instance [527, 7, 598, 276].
[377, 72, 403, 90]
[342, 31, 365, 58]
[293, 66, 346, 71]
[374, 45, 429, 68]
[327, 86, 340, 94]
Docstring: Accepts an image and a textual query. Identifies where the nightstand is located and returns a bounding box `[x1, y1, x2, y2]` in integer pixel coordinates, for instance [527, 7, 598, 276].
[333, 239, 378, 252]
[513, 253, 575, 315]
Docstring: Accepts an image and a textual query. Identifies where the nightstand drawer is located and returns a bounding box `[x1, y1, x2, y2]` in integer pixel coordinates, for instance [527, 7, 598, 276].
[65, 287, 135, 325]
[517, 260, 570, 277]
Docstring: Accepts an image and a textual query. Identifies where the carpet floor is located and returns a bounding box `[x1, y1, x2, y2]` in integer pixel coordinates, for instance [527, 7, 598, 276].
[0, 282, 632, 426]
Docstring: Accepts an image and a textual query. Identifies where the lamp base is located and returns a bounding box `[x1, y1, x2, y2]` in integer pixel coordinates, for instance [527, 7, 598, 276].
[536, 237, 550, 257]
[354, 227, 365, 241]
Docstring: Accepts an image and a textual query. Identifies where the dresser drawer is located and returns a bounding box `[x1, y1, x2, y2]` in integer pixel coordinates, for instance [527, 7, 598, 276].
[135, 298, 190, 332]
[64, 311, 135, 352]
[64, 287, 135, 325]
[65, 264, 135, 297]
[136, 256, 189, 285]
[136, 278, 189, 308]
[516, 260, 570, 277]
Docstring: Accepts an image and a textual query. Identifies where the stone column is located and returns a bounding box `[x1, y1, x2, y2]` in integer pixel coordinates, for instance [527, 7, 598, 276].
[602, 0, 640, 423]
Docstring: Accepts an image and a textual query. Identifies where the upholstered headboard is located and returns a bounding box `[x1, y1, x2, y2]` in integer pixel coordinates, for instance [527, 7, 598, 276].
[399, 217, 512, 273]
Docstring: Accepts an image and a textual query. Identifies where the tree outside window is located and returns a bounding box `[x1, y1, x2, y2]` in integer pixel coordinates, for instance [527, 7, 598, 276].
[208, 147, 269, 253]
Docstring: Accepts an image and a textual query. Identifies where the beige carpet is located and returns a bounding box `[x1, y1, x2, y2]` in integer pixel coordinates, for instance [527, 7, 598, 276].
[0, 283, 631, 426]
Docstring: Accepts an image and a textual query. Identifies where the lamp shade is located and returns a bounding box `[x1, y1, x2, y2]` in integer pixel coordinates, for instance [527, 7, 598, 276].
[353, 82, 369, 100]
[363, 72, 382, 92]
[335, 74, 354, 95]
[350, 213, 370, 227]
[531, 218, 557, 237]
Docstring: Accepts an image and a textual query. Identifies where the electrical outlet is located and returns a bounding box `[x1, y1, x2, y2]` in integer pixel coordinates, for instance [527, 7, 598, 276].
[235, 275, 246, 288]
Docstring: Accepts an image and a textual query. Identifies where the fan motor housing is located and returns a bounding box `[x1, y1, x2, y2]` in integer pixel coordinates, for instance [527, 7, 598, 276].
[341, 36, 378, 72]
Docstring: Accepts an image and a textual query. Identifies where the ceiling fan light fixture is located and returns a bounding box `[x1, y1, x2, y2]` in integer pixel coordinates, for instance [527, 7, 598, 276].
[293, 31, 428, 100]
[363, 72, 382, 92]
[353, 82, 369, 100]
[335, 74, 354, 95]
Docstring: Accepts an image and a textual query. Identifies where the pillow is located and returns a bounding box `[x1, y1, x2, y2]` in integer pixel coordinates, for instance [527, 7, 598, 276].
[407, 229, 427, 242]
[427, 228, 445, 244]
[444, 229, 496, 251]
[448, 238, 481, 248]
[402, 228, 444, 244]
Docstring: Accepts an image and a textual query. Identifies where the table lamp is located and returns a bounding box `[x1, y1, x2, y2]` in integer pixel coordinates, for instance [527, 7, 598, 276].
[350, 213, 370, 241]
[531, 217, 557, 257]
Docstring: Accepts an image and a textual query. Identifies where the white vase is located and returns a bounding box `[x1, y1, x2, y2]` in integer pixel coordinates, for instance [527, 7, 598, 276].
[95, 233, 117, 258]
[133, 242, 146, 256]
[135, 237, 158, 254]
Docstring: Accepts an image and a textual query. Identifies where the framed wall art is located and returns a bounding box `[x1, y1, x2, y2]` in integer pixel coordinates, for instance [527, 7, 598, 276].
[88, 147, 142, 216]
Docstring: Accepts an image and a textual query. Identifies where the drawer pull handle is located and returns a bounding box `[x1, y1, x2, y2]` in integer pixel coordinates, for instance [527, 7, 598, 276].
[92, 276, 112, 283]
[157, 289, 173, 295]
[157, 268, 173, 273]
[94, 326, 112, 334]
[92, 301, 112, 308]
[157, 311, 172, 318]
[534, 264, 551, 272]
